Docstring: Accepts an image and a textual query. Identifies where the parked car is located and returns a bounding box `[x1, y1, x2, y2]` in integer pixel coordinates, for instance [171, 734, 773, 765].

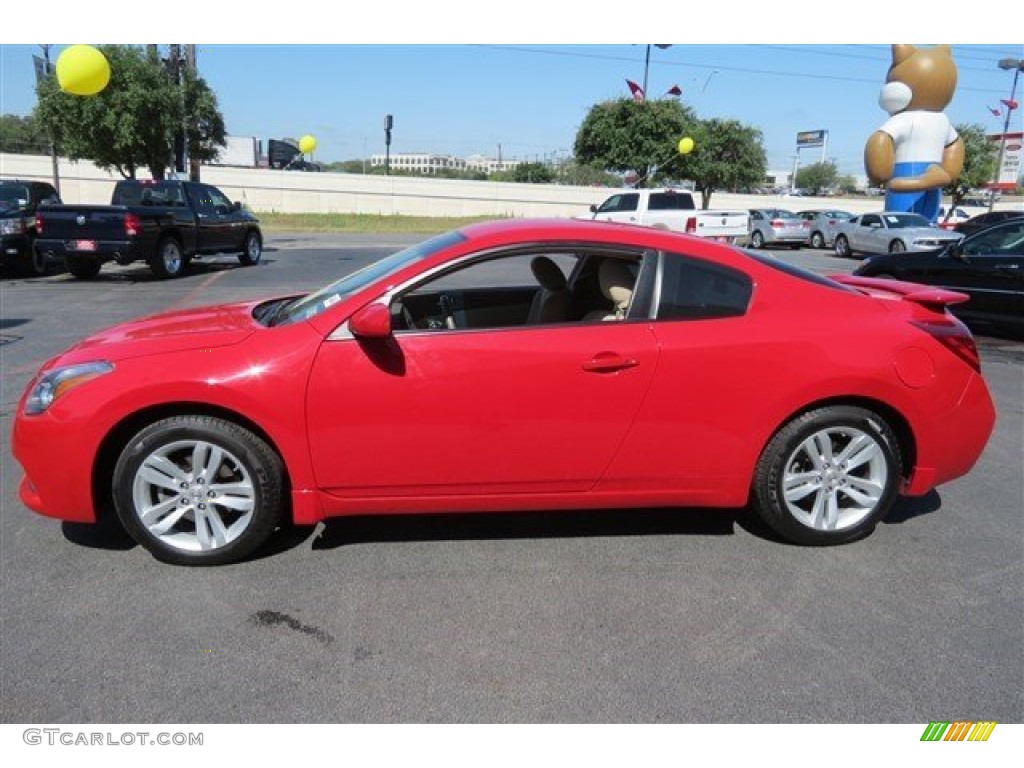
[854, 217, 1024, 337]
[833, 212, 963, 257]
[0, 178, 61, 276]
[936, 206, 972, 230]
[797, 209, 854, 249]
[12, 219, 995, 565]
[952, 210, 1024, 237]
[583, 188, 749, 243]
[747, 208, 807, 249]
[35, 179, 262, 280]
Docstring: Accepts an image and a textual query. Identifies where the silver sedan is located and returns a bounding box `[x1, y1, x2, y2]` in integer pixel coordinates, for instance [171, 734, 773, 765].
[833, 212, 963, 257]
[747, 208, 807, 249]
[797, 209, 853, 248]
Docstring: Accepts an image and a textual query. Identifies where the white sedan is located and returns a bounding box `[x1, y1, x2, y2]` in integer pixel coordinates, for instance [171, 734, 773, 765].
[833, 212, 963, 257]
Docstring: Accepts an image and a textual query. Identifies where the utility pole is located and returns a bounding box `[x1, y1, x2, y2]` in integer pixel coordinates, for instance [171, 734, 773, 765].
[186, 44, 200, 182]
[38, 45, 61, 196]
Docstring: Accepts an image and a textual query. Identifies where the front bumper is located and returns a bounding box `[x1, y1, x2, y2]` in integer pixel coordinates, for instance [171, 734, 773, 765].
[1, 233, 31, 261]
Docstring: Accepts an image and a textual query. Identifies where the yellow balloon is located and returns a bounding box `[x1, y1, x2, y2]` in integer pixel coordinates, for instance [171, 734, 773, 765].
[299, 135, 317, 154]
[678, 137, 695, 155]
[56, 45, 111, 97]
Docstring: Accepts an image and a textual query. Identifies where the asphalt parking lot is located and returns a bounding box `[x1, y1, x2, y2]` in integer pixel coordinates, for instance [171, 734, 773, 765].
[1, 234, 1021, 724]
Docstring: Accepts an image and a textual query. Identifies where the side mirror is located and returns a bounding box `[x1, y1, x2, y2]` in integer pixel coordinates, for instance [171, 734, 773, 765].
[232, 201, 242, 212]
[947, 242, 967, 262]
[589, 204, 597, 213]
[349, 303, 393, 339]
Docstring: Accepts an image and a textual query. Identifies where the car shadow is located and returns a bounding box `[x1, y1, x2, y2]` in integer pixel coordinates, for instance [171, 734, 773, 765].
[883, 490, 943, 525]
[61, 519, 137, 551]
[309, 507, 743, 552]
[41, 259, 278, 284]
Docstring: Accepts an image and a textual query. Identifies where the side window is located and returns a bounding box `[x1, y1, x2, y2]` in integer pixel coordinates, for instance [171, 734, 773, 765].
[188, 185, 216, 216]
[861, 215, 879, 228]
[597, 195, 622, 213]
[657, 253, 753, 321]
[963, 223, 1024, 256]
[617, 194, 639, 212]
[205, 186, 233, 214]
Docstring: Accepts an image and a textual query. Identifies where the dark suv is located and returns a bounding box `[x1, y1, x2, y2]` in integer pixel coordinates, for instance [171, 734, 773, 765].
[1, 179, 61, 276]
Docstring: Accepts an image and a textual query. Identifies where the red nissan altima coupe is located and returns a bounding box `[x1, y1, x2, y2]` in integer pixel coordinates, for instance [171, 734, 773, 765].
[12, 219, 996, 565]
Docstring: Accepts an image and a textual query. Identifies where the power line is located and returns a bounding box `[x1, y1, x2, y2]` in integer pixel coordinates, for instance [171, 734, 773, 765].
[469, 44, 1013, 95]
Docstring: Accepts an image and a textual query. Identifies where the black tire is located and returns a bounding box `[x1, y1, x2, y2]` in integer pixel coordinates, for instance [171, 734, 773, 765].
[19, 240, 48, 277]
[750, 230, 765, 249]
[65, 256, 101, 279]
[889, 239, 906, 254]
[149, 236, 187, 279]
[112, 415, 284, 566]
[752, 405, 903, 546]
[810, 231, 825, 249]
[238, 230, 262, 266]
[835, 235, 851, 258]
[789, 243, 802, 250]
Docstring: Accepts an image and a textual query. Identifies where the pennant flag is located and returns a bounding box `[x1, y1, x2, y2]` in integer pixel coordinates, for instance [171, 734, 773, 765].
[626, 79, 645, 103]
[666, 84, 682, 97]
[988, 105, 1002, 117]
[1001, 98, 1019, 111]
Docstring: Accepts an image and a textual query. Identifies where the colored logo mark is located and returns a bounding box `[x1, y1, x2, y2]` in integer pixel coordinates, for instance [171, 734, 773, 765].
[920, 721, 997, 742]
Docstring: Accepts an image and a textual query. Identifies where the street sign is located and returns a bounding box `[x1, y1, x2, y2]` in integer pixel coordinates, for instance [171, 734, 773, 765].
[988, 132, 1022, 190]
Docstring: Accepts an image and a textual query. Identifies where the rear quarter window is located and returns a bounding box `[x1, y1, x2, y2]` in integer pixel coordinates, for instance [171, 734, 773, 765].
[657, 253, 753, 320]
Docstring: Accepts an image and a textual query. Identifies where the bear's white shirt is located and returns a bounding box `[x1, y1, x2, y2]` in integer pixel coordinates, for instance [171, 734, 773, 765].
[879, 111, 958, 164]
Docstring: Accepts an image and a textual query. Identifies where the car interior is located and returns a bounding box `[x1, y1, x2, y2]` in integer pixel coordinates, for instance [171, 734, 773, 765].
[390, 250, 644, 333]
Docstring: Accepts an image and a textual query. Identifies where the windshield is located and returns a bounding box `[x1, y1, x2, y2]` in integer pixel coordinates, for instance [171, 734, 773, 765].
[0, 184, 29, 210]
[271, 230, 467, 326]
[882, 213, 932, 229]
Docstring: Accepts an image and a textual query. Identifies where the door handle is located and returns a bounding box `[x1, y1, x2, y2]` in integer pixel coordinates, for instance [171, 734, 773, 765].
[582, 353, 639, 373]
[993, 263, 1020, 270]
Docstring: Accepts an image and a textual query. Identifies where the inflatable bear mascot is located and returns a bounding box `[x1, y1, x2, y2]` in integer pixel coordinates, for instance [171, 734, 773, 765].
[864, 44, 964, 222]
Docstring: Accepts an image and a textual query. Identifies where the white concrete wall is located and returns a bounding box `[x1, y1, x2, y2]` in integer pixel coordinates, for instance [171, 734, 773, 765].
[3, 152, 1018, 218]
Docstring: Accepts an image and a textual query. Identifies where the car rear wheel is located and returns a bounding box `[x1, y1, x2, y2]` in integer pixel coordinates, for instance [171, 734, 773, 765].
[752, 405, 903, 546]
[238, 230, 262, 266]
[835, 235, 851, 258]
[112, 415, 284, 566]
[889, 239, 906, 254]
[750, 230, 765, 249]
[65, 256, 101, 279]
[810, 231, 825, 249]
[150, 237, 186, 279]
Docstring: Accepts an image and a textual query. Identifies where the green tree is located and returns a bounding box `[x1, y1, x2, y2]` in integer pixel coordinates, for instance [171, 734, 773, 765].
[504, 162, 554, 184]
[0, 113, 50, 155]
[34, 45, 225, 180]
[944, 123, 999, 213]
[796, 161, 840, 194]
[574, 98, 698, 187]
[683, 118, 766, 209]
[556, 159, 620, 187]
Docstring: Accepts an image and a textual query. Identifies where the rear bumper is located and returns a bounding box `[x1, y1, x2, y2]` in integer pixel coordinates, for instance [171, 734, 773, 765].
[904, 372, 996, 495]
[36, 238, 143, 264]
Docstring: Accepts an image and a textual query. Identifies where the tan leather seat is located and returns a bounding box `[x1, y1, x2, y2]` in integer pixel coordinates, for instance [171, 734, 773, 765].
[527, 256, 571, 324]
[583, 259, 636, 321]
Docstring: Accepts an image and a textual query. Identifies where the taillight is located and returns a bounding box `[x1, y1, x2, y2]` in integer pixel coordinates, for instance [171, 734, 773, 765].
[35, 213, 43, 236]
[910, 318, 981, 372]
[801, 221, 810, 229]
[124, 213, 141, 237]
[770, 219, 784, 228]
[685, 217, 697, 234]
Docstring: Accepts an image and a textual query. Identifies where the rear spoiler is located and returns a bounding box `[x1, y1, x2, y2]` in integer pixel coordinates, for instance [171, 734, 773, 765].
[829, 274, 970, 309]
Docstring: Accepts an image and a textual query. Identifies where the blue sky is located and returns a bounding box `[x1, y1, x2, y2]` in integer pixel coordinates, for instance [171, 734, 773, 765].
[1, 6, 1022, 178]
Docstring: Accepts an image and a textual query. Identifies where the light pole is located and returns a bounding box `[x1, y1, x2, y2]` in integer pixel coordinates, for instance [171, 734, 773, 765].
[641, 44, 671, 98]
[989, 57, 1023, 212]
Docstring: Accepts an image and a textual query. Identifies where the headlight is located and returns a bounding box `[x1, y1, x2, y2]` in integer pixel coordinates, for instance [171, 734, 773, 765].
[24, 361, 114, 415]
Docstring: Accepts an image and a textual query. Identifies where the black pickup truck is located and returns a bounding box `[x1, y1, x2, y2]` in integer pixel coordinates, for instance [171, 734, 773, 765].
[1, 179, 62, 277]
[35, 179, 263, 279]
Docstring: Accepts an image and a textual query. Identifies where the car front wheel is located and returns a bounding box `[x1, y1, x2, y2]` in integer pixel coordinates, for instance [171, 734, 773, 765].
[889, 239, 906, 254]
[752, 406, 903, 546]
[112, 415, 284, 565]
[750, 230, 765, 249]
[239, 231, 262, 266]
[834, 235, 851, 258]
[810, 231, 825, 249]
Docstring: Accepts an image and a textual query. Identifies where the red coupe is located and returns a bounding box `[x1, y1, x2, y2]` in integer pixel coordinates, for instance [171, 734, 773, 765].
[12, 219, 996, 565]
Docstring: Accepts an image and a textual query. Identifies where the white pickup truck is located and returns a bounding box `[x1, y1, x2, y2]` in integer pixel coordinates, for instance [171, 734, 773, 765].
[582, 188, 749, 244]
